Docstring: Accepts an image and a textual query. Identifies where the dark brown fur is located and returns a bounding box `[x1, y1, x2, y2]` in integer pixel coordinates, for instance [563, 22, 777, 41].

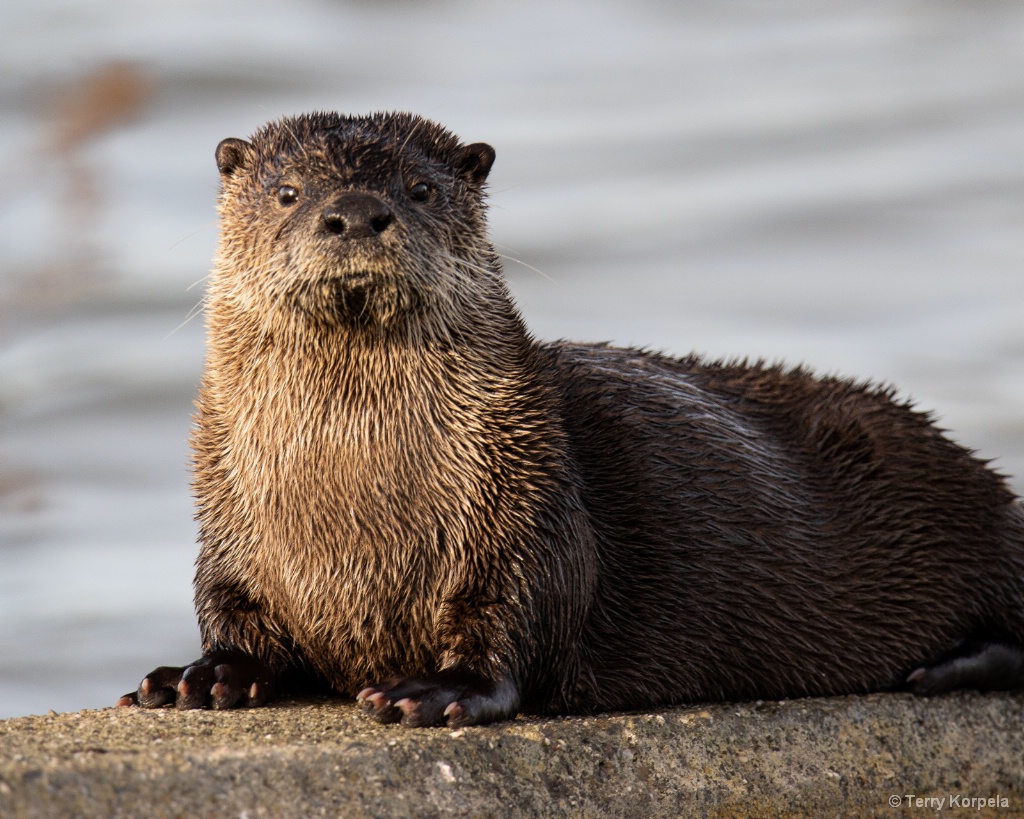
[120, 112, 1024, 726]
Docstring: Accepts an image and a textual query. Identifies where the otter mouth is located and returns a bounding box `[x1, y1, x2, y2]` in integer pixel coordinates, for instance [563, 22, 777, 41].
[329, 269, 377, 286]
[282, 273, 373, 322]
[331, 284, 370, 319]
[287, 264, 414, 326]
[321, 275, 374, 318]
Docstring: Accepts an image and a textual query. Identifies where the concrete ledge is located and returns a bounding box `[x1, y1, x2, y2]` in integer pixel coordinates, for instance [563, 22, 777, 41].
[1, 693, 1022, 817]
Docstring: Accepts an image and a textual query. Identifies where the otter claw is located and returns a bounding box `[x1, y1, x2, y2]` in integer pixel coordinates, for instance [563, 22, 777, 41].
[906, 667, 926, 684]
[443, 701, 463, 719]
[357, 670, 518, 728]
[357, 690, 389, 710]
[123, 649, 277, 710]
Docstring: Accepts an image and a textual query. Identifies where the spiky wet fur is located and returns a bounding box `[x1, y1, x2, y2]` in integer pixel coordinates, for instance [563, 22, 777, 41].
[189, 111, 1024, 718]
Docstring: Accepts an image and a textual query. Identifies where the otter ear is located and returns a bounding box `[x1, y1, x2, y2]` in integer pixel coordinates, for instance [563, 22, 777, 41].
[455, 142, 495, 185]
[216, 138, 254, 178]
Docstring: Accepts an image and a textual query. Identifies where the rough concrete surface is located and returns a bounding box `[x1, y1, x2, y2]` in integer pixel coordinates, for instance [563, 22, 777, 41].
[0, 693, 1022, 818]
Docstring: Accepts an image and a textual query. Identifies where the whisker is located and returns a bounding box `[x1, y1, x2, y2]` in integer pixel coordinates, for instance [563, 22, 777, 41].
[186, 272, 213, 292]
[496, 252, 556, 283]
[169, 221, 218, 252]
[164, 297, 207, 339]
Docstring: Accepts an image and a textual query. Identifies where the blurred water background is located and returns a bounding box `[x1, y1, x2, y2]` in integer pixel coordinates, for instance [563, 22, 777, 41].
[1, 0, 1023, 718]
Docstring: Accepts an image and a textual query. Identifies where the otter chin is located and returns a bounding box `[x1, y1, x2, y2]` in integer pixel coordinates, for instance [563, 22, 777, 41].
[306, 277, 381, 324]
[119, 111, 1024, 727]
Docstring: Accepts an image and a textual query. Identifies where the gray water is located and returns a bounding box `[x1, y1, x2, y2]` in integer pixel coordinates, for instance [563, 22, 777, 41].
[2, 0, 1023, 719]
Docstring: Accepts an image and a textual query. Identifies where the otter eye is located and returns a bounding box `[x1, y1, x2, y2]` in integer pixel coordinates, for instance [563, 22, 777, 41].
[277, 185, 299, 206]
[408, 182, 430, 202]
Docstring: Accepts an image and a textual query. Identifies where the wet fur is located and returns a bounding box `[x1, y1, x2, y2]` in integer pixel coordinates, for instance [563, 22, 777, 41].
[126, 112, 1024, 723]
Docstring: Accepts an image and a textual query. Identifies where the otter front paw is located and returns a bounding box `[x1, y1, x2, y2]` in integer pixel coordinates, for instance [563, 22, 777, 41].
[116, 649, 276, 710]
[357, 669, 519, 727]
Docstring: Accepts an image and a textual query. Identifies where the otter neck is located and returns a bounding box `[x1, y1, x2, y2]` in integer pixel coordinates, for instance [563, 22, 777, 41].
[205, 286, 539, 409]
[200, 288, 553, 577]
[201, 287, 550, 508]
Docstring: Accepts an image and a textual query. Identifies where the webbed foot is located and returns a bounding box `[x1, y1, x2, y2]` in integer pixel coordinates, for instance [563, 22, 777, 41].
[357, 669, 519, 727]
[117, 649, 277, 710]
[907, 641, 1024, 695]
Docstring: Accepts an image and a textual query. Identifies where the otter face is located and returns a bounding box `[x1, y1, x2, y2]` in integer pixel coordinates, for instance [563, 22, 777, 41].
[210, 112, 497, 330]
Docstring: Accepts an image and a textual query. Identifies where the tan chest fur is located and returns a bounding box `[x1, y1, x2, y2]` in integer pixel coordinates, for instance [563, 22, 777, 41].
[203, 329, 509, 689]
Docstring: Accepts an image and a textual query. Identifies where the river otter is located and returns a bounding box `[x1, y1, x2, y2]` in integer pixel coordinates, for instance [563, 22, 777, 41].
[118, 112, 1024, 727]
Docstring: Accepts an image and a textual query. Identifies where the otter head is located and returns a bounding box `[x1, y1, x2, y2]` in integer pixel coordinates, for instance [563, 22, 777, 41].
[210, 112, 499, 332]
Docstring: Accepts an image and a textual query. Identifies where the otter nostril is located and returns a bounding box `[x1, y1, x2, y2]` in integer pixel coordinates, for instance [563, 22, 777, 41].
[322, 194, 393, 239]
[322, 205, 345, 232]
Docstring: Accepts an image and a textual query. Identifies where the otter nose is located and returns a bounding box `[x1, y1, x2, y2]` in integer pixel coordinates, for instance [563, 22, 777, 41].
[322, 193, 393, 239]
